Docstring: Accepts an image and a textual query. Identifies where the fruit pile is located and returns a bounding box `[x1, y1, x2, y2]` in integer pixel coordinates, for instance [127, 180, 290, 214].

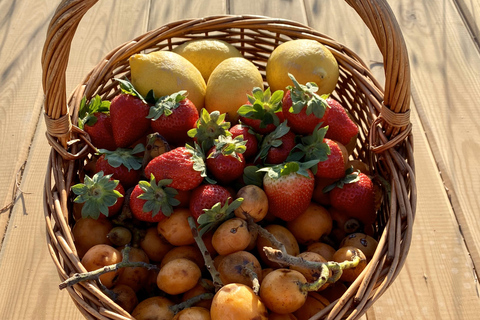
[69, 38, 382, 320]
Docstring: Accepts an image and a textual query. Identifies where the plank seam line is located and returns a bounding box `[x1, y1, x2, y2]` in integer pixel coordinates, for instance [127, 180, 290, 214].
[451, 0, 480, 54]
[146, 0, 153, 34]
[410, 78, 480, 287]
[302, 0, 310, 27]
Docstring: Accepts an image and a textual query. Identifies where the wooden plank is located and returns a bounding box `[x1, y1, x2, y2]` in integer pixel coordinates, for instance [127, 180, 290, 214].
[0, 1, 152, 319]
[454, 0, 480, 46]
[148, 0, 226, 29]
[0, 0, 53, 246]
[229, 0, 308, 21]
[302, 0, 480, 318]
[388, 0, 480, 278]
[366, 104, 480, 319]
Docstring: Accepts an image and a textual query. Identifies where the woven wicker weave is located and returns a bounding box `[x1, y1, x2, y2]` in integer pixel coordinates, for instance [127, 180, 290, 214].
[42, 0, 416, 319]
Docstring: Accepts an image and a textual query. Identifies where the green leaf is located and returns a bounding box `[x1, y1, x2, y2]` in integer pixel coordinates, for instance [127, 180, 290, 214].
[196, 198, 244, 237]
[147, 91, 187, 120]
[71, 184, 88, 195]
[98, 145, 144, 171]
[254, 121, 291, 163]
[115, 78, 147, 103]
[243, 165, 264, 187]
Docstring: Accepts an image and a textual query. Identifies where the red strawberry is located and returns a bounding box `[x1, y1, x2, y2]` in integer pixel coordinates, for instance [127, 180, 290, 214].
[110, 93, 151, 148]
[315, 139, 346, 179]
[189, 184, 232, 219]
[95, 144, 145, 188]
[237, 87, 285, 135]
[327, 170, 376, 225]
[84, 113, 117, 150]
[321, 98, 359, 146]
[148, 91, 199, 146]
[144, 145, 206, 191]
[259, 161, 317, 221]
[206, 135, 247, 184]
[282, 74, 329, 135]
[78, 95, 117, 150]
[229, 124, 258, 160]
[71, 171, 125, 219]
[289, 124, 346, 179]
[255, 121, 296, 165]
[129, 175, 180, 223]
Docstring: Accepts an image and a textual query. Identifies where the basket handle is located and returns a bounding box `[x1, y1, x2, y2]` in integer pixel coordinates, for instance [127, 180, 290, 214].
[42, 0, 410, 152]
[345, 0, 411, 147]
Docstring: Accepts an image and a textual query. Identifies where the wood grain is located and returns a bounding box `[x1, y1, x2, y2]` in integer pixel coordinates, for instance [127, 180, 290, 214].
[454, 0, 480, 46]
[302, 0, 480, 318]
[1, 0, 479, 319]
[0, 0, 54, 247]
[388, 0, 480, 279]
[0, 1, 152, 319]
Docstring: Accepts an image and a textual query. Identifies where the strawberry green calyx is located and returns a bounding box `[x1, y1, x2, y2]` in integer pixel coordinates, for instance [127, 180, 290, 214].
[78, 95, 111, 129]
[98, 143, 145, 171]
[238, 87, 284, 128]
[323, 167, 361, 193]
[197, 197, 244, 237]
[208, 135, 247, 161]
[288, 123, 331, 170]
[287, 73, 329, 119]
[114, 78, 156, 104]
[147, 91, 187, 120]
[188, 109, 231, 151]
[137, 174, 180, 217]
[258, 160, 319, 180]
[71, 171, 123, 219]
[186, 143, 216, 184]
[243, 165, 265, 187]
[255, 121, 291, 163]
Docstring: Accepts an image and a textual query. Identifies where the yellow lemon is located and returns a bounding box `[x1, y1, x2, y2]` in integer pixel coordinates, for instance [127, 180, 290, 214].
[205, 57, 264, 122]
[129, 51, 206, 110]
[266, 39, 339, 94]
[173, 39, 243, 82]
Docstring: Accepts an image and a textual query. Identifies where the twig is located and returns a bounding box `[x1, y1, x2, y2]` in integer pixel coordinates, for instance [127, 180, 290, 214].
[188, 216, 223, 291]
[241, 262, 260, 295]
[170, 292, 214, 314]
[0, 162, 30, 214]
[59, 246, 159, 290]
[247, 214, 361, 289]
[263, 246, 361, 288]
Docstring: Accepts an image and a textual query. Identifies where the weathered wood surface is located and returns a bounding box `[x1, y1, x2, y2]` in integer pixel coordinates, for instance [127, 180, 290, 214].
[0, 0, 479, 319]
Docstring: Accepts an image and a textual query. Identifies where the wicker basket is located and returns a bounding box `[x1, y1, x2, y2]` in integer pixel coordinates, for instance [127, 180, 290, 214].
[42, 0, 416, 319]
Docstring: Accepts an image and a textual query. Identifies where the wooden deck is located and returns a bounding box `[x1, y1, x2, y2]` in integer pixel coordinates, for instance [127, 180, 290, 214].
[1, 0, 480, 319]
